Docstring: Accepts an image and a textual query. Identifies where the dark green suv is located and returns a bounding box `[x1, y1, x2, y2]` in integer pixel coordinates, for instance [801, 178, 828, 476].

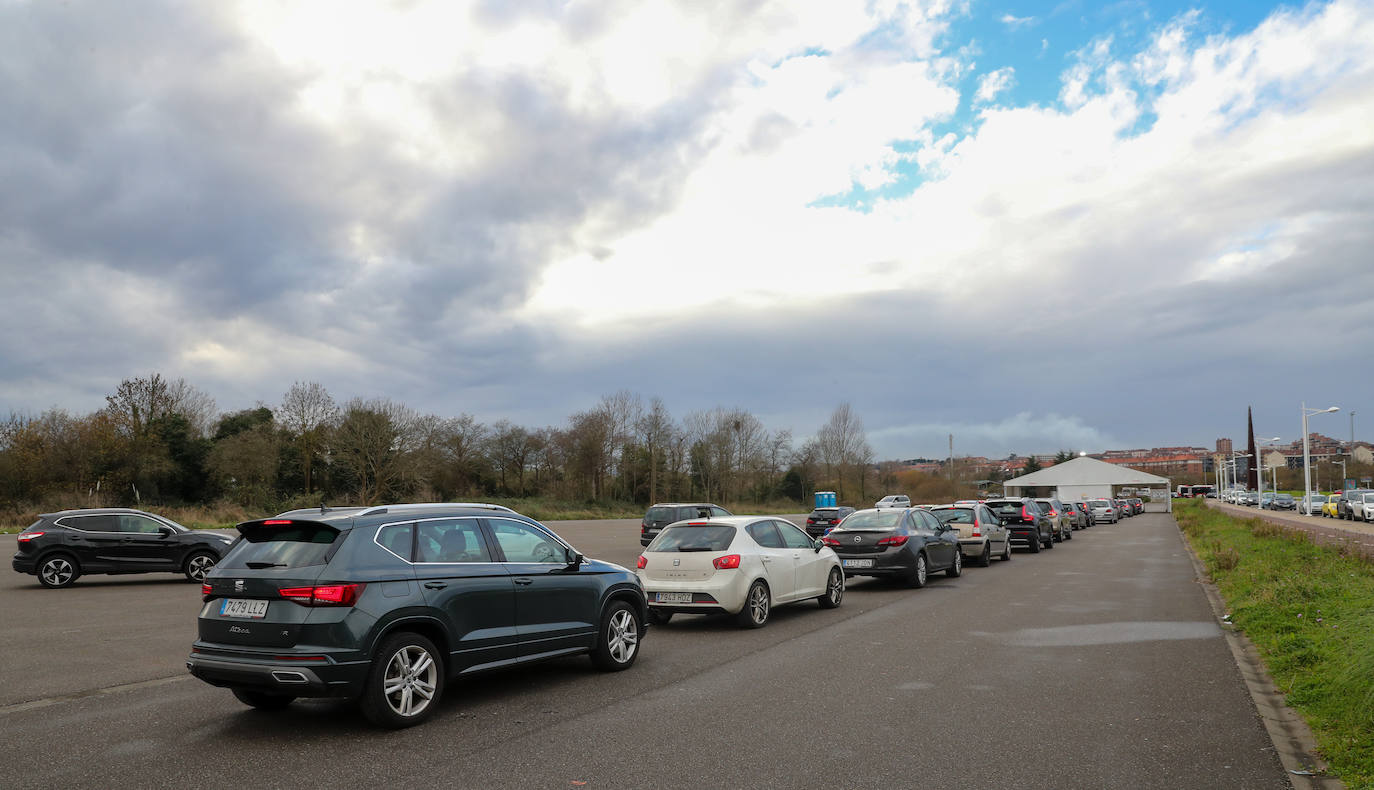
[187, 503, 647, 728]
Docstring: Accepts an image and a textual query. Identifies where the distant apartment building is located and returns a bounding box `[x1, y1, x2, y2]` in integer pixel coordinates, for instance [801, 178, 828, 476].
[1216, 438, 1233, 455]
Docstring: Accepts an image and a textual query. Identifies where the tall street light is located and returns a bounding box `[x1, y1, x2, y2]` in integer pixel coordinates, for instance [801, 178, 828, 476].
[1303, 403, 1340, 514]
[1333, 459, 1347, 491]
[1257, 437, 1281, 502]
[1228, 452, 1251, 499]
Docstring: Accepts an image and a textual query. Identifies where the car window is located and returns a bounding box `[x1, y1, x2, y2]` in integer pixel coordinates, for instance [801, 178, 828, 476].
[933, 508, 973, 524]
[710, 506, 731, 517]
[683, 506, 710, 520]
[649, 525, 736, 552]
[977, 506, 996, 524]
[487, 520, 562, 563]
[60, 514, 121, 532]
[119, 515, 166, 534]
[839, 510, 904, 530]
[220, 522, 339, 569]
[776, 521, 814, 549]
[645, 507, 676, 523]
[747, 521, 784, 549]
[417, 518, 491, 563]
[377, 523, 415, 561]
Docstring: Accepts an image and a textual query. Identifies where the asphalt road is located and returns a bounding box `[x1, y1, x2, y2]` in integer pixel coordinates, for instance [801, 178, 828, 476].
[0, 511, 1288, 789]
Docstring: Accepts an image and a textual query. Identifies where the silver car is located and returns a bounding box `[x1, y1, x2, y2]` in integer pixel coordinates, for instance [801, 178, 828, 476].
[1088, 498, 1119, 523]
[928, 504, 1012, 566]
[875, 495, 911, 509]
[1297, 494, 1326, 516]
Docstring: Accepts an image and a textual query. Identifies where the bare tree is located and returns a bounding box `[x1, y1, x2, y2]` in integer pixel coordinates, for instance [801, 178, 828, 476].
[816, 403, 868, 503]
[332, 398, 422, 504]
[279, 381, 338, 494]
[637, 398, 675, 504]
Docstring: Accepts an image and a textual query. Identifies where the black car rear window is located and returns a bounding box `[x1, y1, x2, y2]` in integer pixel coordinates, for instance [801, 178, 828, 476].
[811, 509, 840, 517]
[219, 522, 341, 570]
[648, 525, 736, 552]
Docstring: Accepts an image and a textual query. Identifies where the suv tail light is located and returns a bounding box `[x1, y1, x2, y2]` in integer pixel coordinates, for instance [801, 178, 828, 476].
[17, 531, 43, 542]
[712, 554, 741, 570]
[201, 583, 213, 599]
[1021, 506, 1033, 522]
[877, 535, 909, 547]
[278, 583, 365, 606]
[636, 555, 647, 569]
[640, 523, 647, 534]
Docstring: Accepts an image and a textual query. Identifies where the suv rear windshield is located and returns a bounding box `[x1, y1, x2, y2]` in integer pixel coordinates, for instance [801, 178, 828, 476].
[987, 500, 1029, 513]
[648, 525, 736, 552]
[219, 522, 341, 570]
[931, 508, 973, 523]
[838, 510, 903, 530]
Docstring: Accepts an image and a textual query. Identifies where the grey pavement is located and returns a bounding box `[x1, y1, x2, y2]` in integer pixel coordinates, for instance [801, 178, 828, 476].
[0, 511, 1290, 789]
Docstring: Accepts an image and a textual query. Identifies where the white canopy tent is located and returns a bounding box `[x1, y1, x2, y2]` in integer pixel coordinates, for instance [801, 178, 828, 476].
[1002, 456, 1174, 512]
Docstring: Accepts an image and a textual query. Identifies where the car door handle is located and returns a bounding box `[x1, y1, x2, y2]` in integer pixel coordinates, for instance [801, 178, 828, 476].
[423, 581, 447, 590]
[514, 578, 533, 585]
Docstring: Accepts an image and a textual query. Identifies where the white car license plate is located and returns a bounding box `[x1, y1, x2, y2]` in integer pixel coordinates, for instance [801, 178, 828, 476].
[655, 592, 693, 604]
[220, 598, 269, 619]
[842, 559, 874, 569]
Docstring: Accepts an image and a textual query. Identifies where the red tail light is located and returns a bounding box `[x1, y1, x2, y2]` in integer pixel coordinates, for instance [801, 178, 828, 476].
[971, 524, 981, 537]
[262, 519, 293, 525]
[17, 531, 43, 542]
[201, 583, 213, 599]
[640, 523, 647, 534]
[1021, 505, 1032, 522]
[278, 583, 365, 606]
[636, 555, 647, 569]
[713, 554, 741, 570]
[877, 534, 909, 547]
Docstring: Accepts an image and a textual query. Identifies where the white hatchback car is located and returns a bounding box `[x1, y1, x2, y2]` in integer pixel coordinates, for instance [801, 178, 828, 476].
[875, 495, 911, 509]
[637, 516, 844, 628]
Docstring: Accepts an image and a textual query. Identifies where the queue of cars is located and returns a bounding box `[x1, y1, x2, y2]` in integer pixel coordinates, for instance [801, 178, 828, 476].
[1223, 487, 1374, 521]
[11, 493, 1141, 731]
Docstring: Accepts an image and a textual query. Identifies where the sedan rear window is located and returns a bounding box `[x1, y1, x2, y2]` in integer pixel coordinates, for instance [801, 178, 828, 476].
[931, 508, 973, 524]
[838, 510, 903, 530]
[219, 522, 340, 570]
[648, 525, 736, 552]
[811, 509, 840, 518]
[1088, 500, 1110, 507]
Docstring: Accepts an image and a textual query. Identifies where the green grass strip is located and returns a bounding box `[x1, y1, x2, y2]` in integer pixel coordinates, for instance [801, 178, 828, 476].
[1175, 499, 1374, 788]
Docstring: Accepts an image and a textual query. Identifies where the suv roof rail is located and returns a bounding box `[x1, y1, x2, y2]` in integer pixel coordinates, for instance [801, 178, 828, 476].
[353, 502, 517, 518]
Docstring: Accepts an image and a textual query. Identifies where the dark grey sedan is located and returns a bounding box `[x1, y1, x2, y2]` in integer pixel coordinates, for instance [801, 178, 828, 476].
[821, 507, 961, 588]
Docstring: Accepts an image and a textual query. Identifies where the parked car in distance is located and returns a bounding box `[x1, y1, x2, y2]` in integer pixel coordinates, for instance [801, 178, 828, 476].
[1259, 492, 1275, 509]
[1351, 491, 1374, 522]
[805, 506, 856, 537]
[1296, 493, 1326, 516]
[1033, 498, 1073, 542]
[1114, 498, 1132, 517]
[1128, 497, 1144, 514]
[1269, 493, 1296, 511]
[638, 516, 842, 628]
[1087, 499, 1119, 523]
[928, 504, 1012, 566]
[984, 498, 1054, 552]
[1241, 491, 1260, 507]
[874, 495, 912, 509]
[13, 508, 234, 589]
[821, 508, 962, 587]
[1337, 490, 1373, 520]
[188, 503, 646, 729]
[1073, 501, 1095, 526]
[1322, 494, 1341, 518]
[640, 502, 731, 546]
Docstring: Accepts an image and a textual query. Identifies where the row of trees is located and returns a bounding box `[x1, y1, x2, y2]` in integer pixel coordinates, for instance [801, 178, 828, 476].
[1, 374, 914, 513]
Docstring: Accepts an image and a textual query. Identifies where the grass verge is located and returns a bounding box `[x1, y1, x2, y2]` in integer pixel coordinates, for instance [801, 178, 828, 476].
[1175, 499, 1374, 788]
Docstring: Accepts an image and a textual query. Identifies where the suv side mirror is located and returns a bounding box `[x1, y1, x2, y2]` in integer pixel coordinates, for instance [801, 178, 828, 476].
[565, 549, 584, 568]
[157, 526, 174, 537]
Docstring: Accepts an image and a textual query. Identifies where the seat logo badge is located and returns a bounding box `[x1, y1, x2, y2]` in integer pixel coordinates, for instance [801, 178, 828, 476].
[234, 580, 244, 592]
[854, 536, 861, 543]
[673, 558, 680, 566]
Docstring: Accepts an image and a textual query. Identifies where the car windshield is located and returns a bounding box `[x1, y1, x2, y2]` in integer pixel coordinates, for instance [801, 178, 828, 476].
[986, 501, 1023, 513]
[648, 525, 736, 552]
[837, 510, 904, 530]
[932, 508, 973, 524]
[219, 522, 339, 569]
[1362, 493, 1374, 503]
[1275, 494, 1293, 501]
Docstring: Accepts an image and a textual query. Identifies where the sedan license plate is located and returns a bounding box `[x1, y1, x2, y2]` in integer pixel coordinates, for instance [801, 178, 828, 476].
[842, 559, 874, 569]
[220, 598, 269, 619]
[655, 592, 693, 604]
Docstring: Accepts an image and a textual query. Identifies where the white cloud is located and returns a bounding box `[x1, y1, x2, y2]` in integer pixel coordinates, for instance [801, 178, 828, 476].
[1001, 14, 1036, 29]
[975, 66, 1016, 103]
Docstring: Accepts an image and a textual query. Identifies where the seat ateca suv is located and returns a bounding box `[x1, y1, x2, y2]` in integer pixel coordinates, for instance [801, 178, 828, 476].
[187, 503, 647, 728]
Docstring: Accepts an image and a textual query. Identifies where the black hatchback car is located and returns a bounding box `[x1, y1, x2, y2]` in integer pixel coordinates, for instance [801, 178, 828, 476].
[187, 503, 647, 728]
[804, 506, 856, 537]
[820, 507, 962, 587]
[12, 508, 235, 588]
[640, 502, 731, 546]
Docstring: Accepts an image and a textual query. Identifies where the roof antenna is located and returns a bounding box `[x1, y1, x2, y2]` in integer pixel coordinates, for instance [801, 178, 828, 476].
[320, 501, 330, 514]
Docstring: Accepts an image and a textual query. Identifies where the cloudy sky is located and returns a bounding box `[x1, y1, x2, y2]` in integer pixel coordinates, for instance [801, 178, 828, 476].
[2, 0, 1372, 460]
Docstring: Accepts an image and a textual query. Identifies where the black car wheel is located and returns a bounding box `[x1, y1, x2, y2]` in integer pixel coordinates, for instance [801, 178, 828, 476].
[37, 554, 80, 588]
[591, 600, 641, 671]
[1064, 527, 1073, 541]
[736, 580, 771, 628]
[1042, 533, 1055, 549]
[360, 632, 444, 729]
[946, 549, 963, 578]
[818, 567, 844, 609]
[1001, 539, 1012, 561]
[977, 543, 991, 567]
[647, 609, 673, 625]
[183, 551, 218, 583]
[907, 553, 929, 588]
[232, 689, 295, 711]
[1027, 534, 1041, 553]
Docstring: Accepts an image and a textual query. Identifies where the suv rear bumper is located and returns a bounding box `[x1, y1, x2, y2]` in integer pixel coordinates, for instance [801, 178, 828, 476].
[187, 646, 368, 698]
[12, 555, 35, 574]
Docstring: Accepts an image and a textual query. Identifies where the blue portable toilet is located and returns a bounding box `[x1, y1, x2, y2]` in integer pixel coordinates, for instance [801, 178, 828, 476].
[816, 491, 836, 508]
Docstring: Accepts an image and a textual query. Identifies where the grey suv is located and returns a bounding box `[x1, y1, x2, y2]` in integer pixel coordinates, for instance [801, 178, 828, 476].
[187, 503, 647, 728]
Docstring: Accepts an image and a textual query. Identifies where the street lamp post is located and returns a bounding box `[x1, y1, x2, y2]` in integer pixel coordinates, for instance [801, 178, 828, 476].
[1229, 452, 1251, 502]
[1303, 403, 1340, 517]
[1257, 437, 1281, 505]
[1334, 459, 1347, 491]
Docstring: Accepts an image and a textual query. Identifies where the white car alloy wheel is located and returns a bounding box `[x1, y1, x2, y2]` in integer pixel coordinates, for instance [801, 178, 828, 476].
[607, 608, 638, 664]
[819, 567, 844, 609]
[737, 580, 771, 628]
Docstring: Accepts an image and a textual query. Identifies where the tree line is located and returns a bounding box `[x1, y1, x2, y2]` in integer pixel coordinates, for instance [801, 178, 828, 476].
[1, 374, 918, 514]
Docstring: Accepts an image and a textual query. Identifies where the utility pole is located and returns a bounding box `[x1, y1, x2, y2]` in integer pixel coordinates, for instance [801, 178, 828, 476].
[948, 434, 954, 481]
[1352, 411, 1357, 457]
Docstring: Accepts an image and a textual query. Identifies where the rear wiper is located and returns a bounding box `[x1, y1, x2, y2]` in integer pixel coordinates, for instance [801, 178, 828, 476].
[244, 561, 288, 569]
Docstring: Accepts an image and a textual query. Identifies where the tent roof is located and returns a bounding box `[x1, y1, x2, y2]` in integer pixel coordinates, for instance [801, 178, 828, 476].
[1004, 456, 1171, 487]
